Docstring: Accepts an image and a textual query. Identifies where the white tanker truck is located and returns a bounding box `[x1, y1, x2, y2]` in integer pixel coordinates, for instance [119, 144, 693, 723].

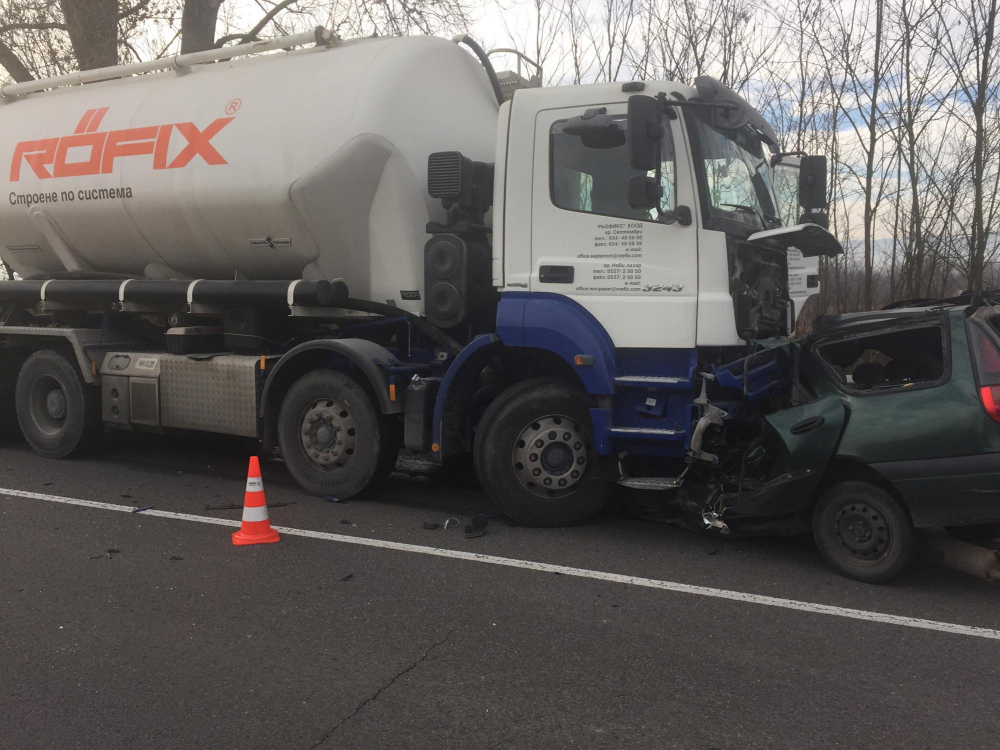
[0, 29, 839, 528]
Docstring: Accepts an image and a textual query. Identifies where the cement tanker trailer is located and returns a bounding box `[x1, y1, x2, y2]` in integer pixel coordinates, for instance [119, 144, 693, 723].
[0, 28, 843, 535]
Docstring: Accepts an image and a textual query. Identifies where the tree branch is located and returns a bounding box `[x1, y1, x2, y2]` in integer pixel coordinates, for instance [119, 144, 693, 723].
[0, 22, 68, 35]
[117, 0, 155, 22]
[214, 0, 299, 47]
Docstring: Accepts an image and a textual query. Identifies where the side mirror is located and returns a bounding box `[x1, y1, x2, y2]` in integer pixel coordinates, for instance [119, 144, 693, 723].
[627, 95, 662, 171]
[628, 175, 663, 209]
[798, 155, 828, 209]
[563, 107, 626, 149]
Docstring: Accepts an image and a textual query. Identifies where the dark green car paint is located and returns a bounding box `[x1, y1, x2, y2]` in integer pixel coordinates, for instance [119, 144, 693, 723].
[793, 307, 1000, 528]
[732, 396, 847, 517]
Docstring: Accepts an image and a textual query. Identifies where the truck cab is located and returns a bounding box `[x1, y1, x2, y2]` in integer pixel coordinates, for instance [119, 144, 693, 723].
[423, 75, 840, 524]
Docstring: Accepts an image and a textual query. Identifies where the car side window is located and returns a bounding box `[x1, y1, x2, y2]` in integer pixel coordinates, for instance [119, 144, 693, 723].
[816, 325, 947, 392]
[550, 115, 676, 222]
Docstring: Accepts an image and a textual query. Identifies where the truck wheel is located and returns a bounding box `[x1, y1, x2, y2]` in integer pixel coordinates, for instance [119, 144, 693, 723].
[0, 352, 17, 442]
[474, 378, 614, 527]
[812, 481, 915, 583]
[15, 349, 101, 458]
[278, 369, 396, 499]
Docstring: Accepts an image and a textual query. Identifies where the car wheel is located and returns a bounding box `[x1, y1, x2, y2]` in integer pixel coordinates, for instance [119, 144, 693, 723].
[945, 524, 1000, 546]
[812, 480, 915, 583]
[474, 377, 614, 527]
[278, 369, 394, 499]
[15, 349, 101, 458]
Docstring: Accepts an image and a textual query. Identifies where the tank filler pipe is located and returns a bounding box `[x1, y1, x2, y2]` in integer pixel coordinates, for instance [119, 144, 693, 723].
[452, 35, 505, 106]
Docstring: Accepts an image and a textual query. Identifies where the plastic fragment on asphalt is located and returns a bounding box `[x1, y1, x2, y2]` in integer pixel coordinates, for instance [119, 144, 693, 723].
[132, 506, 152, 513]
[444, 517, 459, 529]
[323, 496, 345, 503]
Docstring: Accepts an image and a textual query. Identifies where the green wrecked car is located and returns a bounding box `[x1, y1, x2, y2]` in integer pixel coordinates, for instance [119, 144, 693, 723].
[624, 293, 1000, 583]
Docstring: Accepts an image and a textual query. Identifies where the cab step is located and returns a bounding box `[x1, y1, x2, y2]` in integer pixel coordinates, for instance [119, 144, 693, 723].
[614, 375, 691, 389]
[618, 476, 683, 490]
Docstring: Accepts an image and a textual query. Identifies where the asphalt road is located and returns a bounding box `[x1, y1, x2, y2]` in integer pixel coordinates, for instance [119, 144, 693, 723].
[1, 431, 999, 749]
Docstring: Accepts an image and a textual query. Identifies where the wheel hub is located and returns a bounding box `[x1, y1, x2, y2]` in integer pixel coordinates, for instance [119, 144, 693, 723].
[299, 398, 356, 471]
[28, 374, 68, 437]
[45, 389, 66, 419]
[835, 503, 888, 560]
[512, 415, 588, 498]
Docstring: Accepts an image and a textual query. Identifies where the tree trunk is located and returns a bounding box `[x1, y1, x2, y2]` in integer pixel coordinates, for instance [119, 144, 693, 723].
[0, 40, 34, 82]
[61, 0, 118, 70]
[181, 0, 224, 54]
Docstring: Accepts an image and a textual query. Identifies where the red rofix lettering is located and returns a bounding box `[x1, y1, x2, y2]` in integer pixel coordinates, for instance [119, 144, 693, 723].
[10, 139, 58, 180]
[101, 127, 158, 174]
[165, 118, 233, 169]
[9, 108, 235, 181]
[53, 132, 107, 178]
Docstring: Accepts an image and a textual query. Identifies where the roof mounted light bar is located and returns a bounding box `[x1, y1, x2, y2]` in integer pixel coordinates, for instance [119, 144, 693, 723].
[1, 26, 336, 100]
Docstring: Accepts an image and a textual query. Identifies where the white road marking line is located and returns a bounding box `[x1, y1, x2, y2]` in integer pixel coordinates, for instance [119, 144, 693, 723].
[3, 486, 999, 642]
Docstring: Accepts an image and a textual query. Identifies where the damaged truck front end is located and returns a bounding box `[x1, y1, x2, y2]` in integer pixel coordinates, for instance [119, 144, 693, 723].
[629, 301, 1000, 583]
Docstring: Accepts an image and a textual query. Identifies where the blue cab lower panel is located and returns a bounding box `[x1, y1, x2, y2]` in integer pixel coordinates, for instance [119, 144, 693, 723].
[495, 292, 697, 457]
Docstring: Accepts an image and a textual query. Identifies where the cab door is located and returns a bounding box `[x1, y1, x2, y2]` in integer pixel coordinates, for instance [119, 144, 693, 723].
[530, 101, 699, 349]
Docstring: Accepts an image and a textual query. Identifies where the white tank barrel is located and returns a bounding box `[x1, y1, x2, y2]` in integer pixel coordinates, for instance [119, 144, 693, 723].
[0, 35, 500, 314]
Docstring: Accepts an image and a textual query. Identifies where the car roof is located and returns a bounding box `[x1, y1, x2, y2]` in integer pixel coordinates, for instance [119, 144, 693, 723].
[812, 305, 962, 336]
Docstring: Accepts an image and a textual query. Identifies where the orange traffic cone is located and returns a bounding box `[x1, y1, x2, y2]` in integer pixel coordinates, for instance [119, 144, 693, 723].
[232, 456, 280, 546]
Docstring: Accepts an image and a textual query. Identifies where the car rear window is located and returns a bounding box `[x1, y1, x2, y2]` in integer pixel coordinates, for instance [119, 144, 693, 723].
[816, 325, 946, 391]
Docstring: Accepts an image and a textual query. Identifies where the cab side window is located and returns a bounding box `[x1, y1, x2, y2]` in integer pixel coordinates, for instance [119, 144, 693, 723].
[550, 115, 675, 222]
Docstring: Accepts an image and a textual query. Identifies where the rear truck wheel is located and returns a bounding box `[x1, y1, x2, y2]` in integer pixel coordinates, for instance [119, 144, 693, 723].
[0, 352, 17, 442]
[15, 349, 101, 458]
[278, 369, 398, 499]
[945, 524, 1000, 545]
[812, 480, 915, 583]
[474, 378, 615, 527]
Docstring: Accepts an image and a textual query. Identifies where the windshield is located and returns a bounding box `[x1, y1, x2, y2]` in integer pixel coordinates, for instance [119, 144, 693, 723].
[688, 111, 779, 230]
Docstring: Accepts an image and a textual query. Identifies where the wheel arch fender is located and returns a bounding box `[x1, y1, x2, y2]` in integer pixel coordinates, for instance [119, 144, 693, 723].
[261, 338, 402, 424]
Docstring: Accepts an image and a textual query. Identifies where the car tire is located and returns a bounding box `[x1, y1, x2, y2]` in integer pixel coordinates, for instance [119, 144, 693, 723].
[278, 369, 395, 499]
[474, 377, 614, 527]
[945, 524, 1000, 546]
[15, 349, 101, 458]
[812, 480, 915, 583]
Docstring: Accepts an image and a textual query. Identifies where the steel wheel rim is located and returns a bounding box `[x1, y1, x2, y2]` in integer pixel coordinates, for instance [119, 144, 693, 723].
[512, 414, 588, 498]
[299, 397, 356, 472]
[29, 374, 67, 436]
[833, 501, 889, 565]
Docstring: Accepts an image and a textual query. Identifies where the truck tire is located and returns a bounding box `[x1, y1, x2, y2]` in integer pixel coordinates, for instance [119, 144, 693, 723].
[15, 349, 101, 458]
[0, 352, 17, 442]
[812, 481, 915, 583]
[474, 378, 614, 527]
[278, 369, 398, 499]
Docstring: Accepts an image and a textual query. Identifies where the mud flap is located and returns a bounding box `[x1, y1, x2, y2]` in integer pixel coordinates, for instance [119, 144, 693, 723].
[732, 396, 847, 517]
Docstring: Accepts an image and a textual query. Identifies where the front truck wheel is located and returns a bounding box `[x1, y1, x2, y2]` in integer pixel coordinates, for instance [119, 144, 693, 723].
[278, 369, 400, 499]
[812, 480, 916, 583]
[474, 378, 615, 527]
[15, 349, 101, 458]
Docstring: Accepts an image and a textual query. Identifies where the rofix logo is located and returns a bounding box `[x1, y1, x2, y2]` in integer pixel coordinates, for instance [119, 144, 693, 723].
[10, 106, 234, 181]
